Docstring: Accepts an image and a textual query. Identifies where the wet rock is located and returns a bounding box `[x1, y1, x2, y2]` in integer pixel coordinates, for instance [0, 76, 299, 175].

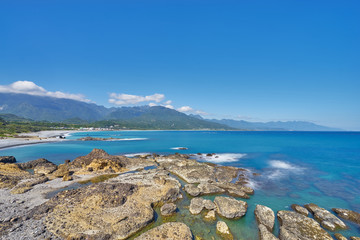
[305, 203, 347, 230]
[255, 205, 275, 231]
[160, 203, 177, 216]
[0, 156, 16, 163]
[215, 182, 254, 195]
[134, 222, 193, 240]
[227, 188, 250, 199]
[184, 184, 200, 196]
[350, 237, 360, 240]
[332, 208, 360, 225]
[189, 197, 216, 215]
[334, 233, 348, 240]
[291, 204, 308, 216]
[277, 210, 333, 240]
[204, 210, 216, 221]
[258, 224, 279, 240]
[216, 221, 233, 240]
[214, 196, 247, 219]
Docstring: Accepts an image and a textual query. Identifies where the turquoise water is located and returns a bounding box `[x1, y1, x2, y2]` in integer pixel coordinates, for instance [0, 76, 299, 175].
[1, 131, 360, 238]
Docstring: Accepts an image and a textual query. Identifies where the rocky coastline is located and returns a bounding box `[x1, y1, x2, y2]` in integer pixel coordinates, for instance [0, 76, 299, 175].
[0, 150, 359, 239]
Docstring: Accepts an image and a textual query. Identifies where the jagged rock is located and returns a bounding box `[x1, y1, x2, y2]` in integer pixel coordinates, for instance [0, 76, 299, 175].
[52, 163, 70, 178]
[160, 203, 177, 216]
[258, 224, 279, 240]
[203, 199, 216, 210]
[71, 148, 112, 167]
[216, 221, 233, 240]
[34, 163, 57, 175]
[350, 237, 360, 240]
[277, 210, 333, 240]
[255, 205, 275, 231]
[62, 174, 73, 181]
[204, 210, 216, 221]
[17, 158, 53, 170]
[291, 204, 309, 216]
[332, 208, 360, 225]
[86, 158, 123, 172]
[0, 163, 30, 189]
[0, 156, 16, 163]
[214, 196, 247, 219]
[214, 182, 254, 195]
[184, 184, 200, 196]
[10, 176, 49, 194]
[197, 182, 225, 195]
[334, 233, 348, 240]
[31, 169, 182, 239]
[134, 222, 193, 240]
[305, 203, 347, 230]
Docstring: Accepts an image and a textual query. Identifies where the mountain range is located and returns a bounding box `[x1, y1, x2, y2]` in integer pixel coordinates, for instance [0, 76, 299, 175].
[0, 93, 342, 131]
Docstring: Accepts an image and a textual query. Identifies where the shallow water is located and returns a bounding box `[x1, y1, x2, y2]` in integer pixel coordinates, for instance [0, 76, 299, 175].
[1, 130, 360, 238]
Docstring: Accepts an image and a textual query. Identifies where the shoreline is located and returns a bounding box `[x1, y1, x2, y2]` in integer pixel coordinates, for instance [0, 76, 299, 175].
[0, 130, 80, 151]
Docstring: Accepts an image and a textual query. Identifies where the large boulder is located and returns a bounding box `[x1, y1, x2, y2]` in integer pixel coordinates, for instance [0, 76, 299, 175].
[17, 158, 53, 170]
[214, 196, 247, 219]
[255, 205, 275, 231]
[258, 224, 279, 240]
[216, 221, 233, 240]
[334, 233, 348, 240]
[291, 204, 309, 216]
[160, 203, 177, 216]
[0, 156, 16, 163]
[189, 197, 216, 215]
[34, 163, 57, 175]
[134, 222, 193, 240]
[184, 183, 201, 196]
[332, 208, 360, 225]
[305, 203, 347, 230]
[277, 210, 333, 240]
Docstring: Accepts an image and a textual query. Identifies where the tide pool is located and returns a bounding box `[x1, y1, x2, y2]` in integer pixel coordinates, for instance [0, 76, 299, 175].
[1, 130, 360, 238]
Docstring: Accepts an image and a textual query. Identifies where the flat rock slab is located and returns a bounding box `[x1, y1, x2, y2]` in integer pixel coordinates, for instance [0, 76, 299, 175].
[255, 205, 275, 231]
[134, 222, 193, 240]
[291, 204, 309, 216]
[305, 203, 347, 230]
[332, 208, 360, 225]
[214, 196, 247, 219]
[277, 210, 333, 240]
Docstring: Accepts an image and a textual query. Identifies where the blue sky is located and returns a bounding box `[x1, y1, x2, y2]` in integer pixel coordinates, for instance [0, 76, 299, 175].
[0, 0, 359, 130]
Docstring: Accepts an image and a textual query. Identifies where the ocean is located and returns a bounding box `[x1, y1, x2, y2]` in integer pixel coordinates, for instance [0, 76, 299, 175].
[1, 130, 360, 239]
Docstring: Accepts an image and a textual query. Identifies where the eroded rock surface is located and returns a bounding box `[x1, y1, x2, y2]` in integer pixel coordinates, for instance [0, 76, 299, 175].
[216, 221, 233, 240]
[277, 210, 333, 240]
[305, 203, 347, 230]
[291, 204, 309, 216]
[189, 197, 216, 215]
[134, 222, 193, 240]
[258, 224, 279, 240]
[255, 204, 275, 231]
[334, 233, 348, 240]
[332, 208, 360, 225]
[0, 156, 16, 164]
[161, 203, 177, 216]
[214, 196, 247, 219]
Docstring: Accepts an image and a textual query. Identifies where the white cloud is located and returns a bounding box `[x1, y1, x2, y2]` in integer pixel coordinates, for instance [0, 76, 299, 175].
[0, 81, 91, 102]
[148, 103, 157, 107]
[178, 106, 193, 112]
[164, 104, 174, 109]
[109, 93, 165, 105]
[177, 106, 208, 115]
[164, 100, 172, 105]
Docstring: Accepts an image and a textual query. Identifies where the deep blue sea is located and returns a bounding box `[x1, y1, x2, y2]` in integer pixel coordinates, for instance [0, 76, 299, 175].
[1, 131, 360, 238]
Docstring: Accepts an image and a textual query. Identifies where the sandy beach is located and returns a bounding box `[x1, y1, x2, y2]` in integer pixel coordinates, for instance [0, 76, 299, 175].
[0, 130, 79, 150]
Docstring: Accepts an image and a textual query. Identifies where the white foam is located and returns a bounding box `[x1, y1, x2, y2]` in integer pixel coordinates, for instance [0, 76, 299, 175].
[193, 153, 246, 163]
[124, 153, 151, 157]
[108, 138, 148, 141]
[269, 160, 304, 171]
[171, 147, 188, 150]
